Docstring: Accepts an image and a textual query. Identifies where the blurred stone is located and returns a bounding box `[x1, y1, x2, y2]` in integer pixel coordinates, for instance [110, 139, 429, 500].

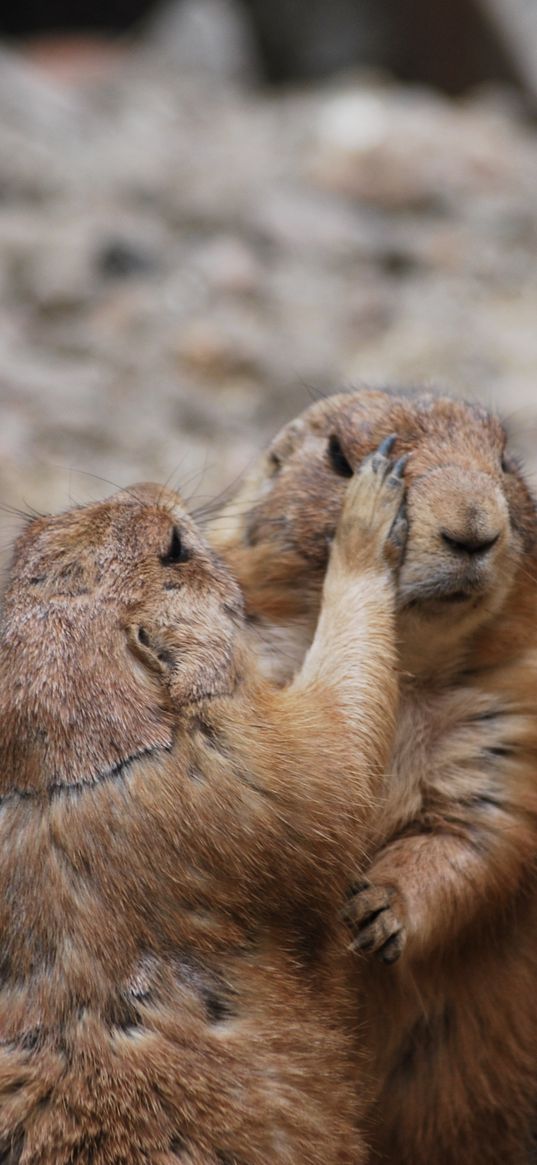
[194, 236, 261, 294]
[479, 0, 537, 106]
[175, 318, 263, 379]
[251, 188, 378, 260]
[0, 47, 84, 136]
[310, 86, 537, 211]
[10, 211, 166, 311]
[97, 238, 159, 279]
[146, 0, 260, 83]
[21, 36, 126, 88]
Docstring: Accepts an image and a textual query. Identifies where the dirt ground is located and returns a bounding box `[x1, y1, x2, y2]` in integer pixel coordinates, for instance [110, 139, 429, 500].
[1, 0, 536, 558]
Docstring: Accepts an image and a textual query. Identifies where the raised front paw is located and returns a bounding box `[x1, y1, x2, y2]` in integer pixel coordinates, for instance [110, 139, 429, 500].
[342, 879, 406, 965]
[335, 435, 408, 573]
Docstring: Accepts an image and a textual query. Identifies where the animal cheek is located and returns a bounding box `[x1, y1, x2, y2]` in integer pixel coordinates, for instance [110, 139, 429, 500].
[407, 501, 437, 542]
[402, 526, 437, 569]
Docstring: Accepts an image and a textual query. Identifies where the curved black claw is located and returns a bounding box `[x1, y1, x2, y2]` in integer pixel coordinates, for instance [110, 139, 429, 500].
[377, 434, 398, 459]
[371, 434, 399, 477]
[389, 453, 410, 482]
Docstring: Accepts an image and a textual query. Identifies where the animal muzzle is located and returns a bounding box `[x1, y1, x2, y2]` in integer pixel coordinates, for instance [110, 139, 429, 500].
[400, 465, 511, 606]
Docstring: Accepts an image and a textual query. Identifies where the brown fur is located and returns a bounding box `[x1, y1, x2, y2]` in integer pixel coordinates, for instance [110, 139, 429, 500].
[0, 464, 403, 1165]
[213, 388, 537, 1165]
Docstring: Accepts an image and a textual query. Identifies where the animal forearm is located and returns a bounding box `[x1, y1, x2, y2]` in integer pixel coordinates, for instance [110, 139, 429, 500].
[366, 819, 531, 960]
[289, 563, 398, 797]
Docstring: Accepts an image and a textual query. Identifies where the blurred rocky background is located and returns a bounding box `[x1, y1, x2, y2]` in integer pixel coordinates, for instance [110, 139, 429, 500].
[0, 0, 536, 546]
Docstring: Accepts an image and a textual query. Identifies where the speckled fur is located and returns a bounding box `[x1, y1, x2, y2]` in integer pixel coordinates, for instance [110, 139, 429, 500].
[0, 465, 402, 1165]
[213, 389, 537, 1165]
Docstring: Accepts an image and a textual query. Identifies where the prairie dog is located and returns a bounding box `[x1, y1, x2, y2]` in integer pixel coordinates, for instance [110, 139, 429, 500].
[212, 388, 537, 1165]
[0, 452, 403, 1165]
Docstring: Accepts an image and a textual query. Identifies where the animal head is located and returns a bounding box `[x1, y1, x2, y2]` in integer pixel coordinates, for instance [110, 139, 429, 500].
[216, 389, 536, 669]
[0, 484, 243, 791]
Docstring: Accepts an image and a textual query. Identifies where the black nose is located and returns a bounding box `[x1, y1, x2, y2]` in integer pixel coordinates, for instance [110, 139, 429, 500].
[441, 531, 500, 557]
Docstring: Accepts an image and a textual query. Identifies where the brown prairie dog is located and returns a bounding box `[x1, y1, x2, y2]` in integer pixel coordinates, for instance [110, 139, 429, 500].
[0, 452, 403, 1165]
[212, 388, 537, 1165]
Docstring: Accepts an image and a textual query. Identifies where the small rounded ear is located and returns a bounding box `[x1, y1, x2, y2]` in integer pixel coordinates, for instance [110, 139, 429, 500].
[265, 418, 306, 473]
[126, 624, 167, 676]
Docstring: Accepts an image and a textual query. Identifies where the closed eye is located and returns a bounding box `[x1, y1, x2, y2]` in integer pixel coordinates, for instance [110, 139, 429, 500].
[160, 526, 189, 566]
[327, 434, 353, 478]
[501, 453, 515, 474]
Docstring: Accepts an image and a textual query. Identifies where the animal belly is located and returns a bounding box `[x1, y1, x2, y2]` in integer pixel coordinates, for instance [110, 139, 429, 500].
[0, 951, 365, 1165]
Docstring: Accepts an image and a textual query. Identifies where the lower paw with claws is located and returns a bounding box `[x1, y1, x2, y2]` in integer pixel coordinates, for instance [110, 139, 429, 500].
[342, 879, 406, 965]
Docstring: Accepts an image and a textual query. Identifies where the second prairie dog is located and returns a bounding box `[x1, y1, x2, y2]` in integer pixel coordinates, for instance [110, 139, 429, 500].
[0, 453, 403, 1165]
[212, 388, 537, 1165]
